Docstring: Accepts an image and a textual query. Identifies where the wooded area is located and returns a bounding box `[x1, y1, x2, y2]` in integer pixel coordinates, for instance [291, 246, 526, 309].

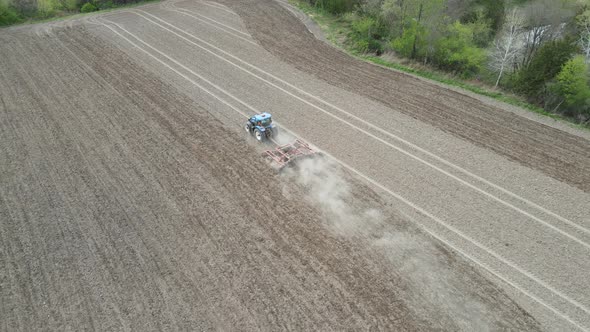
[0, 0, 142, 24]
[304, 0, 590, 122]
[2, 0, 589, 122]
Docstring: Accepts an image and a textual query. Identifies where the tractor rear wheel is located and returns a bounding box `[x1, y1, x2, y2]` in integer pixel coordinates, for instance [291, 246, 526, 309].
[271, 127, 278, 138]
[254, 128, 264, 141]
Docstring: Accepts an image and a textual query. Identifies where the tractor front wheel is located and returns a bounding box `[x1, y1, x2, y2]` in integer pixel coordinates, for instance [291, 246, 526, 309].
[244, 122, 251, 134]
[254, 128, 264, 141]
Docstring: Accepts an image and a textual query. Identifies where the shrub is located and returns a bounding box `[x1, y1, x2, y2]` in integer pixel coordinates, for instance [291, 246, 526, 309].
[462, 0, 505, 34]
[34, 0, 52, 17]
[551, 55, 590, 117]
[0, 1, 22, 26]
[390, 21, 427, 59]
[63, 0, 79, 10]
[513, 38, 578, 102]
[465, 12, 492, 48]
[351, 16, 372, 37]
[313, 0, 357, 14]
[348, 15, 383, 54]
[367, 38, 383, 54]
[80, 2, 97, 13]
[353, 39, 369, 53]
[434, 21, 486, 78]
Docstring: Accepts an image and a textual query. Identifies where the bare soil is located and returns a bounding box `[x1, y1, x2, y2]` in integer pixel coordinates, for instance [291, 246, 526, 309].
[219, 0, 590, 193]
[0, 25, 540, 330]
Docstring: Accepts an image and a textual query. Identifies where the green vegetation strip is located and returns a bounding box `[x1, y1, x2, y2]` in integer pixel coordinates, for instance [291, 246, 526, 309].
[0, 0, 160, 28]
[361, 55, 557, 119]
[291, 0, 586, 127]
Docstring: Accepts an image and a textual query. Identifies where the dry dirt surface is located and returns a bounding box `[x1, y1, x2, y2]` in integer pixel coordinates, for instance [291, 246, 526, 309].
[0, 25, 540, 331]
[0, 1, 589, 331]
[219, 0, 590, 193]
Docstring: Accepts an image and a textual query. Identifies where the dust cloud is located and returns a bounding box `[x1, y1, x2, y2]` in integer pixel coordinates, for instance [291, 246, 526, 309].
[375, 233, 495, 331]
[282, 156, 383, 237]
[282, 156, 497, 331]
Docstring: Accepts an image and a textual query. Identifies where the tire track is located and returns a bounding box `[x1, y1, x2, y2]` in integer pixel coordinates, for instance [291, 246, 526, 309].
[95, 15, 587, 331]
[215, 0, 590, 193]
[126, 9, 590, 249]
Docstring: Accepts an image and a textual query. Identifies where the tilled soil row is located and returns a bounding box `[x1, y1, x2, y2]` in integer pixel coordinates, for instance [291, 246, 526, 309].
[0, 27, 409, 330]
[217, 0, 590, 192]
[0, 27, 418, 330]
[0, 25, 540, 330]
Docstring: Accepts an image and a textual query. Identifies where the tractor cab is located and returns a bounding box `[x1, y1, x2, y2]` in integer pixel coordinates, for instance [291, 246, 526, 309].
[250, 113, 273, 128]
[244, 112, 278, 141]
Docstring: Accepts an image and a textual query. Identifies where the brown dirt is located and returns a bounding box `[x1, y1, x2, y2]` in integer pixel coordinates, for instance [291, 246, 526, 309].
[0, 25, 540, 331]
[218, 0, 590, 193]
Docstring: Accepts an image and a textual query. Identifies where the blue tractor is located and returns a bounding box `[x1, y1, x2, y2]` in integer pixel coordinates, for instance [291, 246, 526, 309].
[244, 112, 278, 141]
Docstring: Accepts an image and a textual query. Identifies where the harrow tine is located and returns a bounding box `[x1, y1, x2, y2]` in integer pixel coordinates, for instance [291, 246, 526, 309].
[262, 139, 317, 170]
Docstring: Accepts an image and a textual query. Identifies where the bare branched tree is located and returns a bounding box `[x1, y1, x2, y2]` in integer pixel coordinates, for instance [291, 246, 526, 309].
[359, 0, 383, 16]
[380, 0, 410, 37]
[444, 0, 474, 21]
[577, 10, 590, 62]
[12, 0, 37, 15]
[520, 0, 576, 68]
[489, 8, 524, 87]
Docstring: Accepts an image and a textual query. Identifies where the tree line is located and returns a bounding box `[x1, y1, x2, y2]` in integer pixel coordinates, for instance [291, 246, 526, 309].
[0, 0, 142, 24]
[305, 0, 590, 122]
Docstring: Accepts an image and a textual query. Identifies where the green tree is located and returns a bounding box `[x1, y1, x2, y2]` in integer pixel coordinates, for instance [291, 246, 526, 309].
[382, 0, 446, 59]
[351, 16, 380, 39]
[350, 16, 384, 53]
[0, 0, 22, 26]
[380, 0, 446, 40]
[36, 0, 56, 17]
[552, 55, 590, 116]
[461, 0, 505, 34]
[513, 38, 579, 103]
[80, 2, 96, 12]
[390, 20, 427, 58]
[464, 9, 492, 47]
[433, 21, 486, 77]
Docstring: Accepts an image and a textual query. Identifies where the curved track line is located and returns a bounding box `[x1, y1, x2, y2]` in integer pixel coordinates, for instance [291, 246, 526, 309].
[167, 8, 257, 47]
[166, 2, 250, 38]
[152, 5, 590, 235]
[189, 0, 240, 16]
[97, 17, 590, 331]
[132, 9, 590, 249]
[134, 2, 259, 47]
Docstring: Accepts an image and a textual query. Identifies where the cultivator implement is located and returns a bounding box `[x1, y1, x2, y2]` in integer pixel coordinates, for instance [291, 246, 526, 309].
[263, 139, 317, 169]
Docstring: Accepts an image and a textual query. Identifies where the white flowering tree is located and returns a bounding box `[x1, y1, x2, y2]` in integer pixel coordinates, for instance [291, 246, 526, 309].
[577, 10, 590, 63]
[489, 8, 525, 87]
